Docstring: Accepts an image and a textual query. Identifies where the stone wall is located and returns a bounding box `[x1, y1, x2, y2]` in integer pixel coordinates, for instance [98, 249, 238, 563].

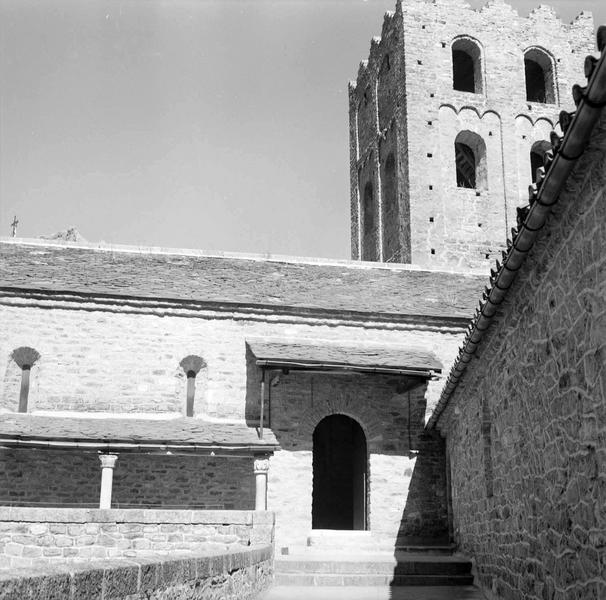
[436, 109, 606, 596]
[350, 0, 594, 268]
[0, 545, 272, 600]
[0, 507, 274, 569]
[0, 292, 471, 419]
[0, 450, 255, 510]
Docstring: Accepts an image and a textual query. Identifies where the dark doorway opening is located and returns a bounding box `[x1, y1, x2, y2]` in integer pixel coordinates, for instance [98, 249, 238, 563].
[312, 414, 367, 530]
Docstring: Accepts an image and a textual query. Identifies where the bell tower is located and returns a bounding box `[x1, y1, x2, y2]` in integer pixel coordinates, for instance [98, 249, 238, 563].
[349, 0, 594, 269]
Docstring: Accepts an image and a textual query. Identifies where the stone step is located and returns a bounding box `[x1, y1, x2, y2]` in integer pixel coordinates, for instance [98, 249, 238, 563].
[304, 531, 389, 551]
[281, 543, 457, 556]
[281, 544, 394, 556]
[274, 552, 474, 587]
[299, 531, 455, 554]
[396, 545, 457, 555]
[276, 557, 471, 576]
[273, 573, 475, 586]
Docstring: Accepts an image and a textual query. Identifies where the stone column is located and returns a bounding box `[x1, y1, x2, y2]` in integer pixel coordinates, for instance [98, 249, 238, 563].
[254, 456, 270, 511]
[98, 454, 118, 509]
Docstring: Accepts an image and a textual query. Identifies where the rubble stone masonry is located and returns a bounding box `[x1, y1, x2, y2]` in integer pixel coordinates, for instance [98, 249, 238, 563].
[436, 110, 606, 596]
[0, 507, 274, 569]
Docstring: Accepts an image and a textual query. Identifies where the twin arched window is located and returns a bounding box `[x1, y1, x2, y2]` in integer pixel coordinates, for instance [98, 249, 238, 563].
[453, 134, 551, 191]
[451, 38, 556, 105]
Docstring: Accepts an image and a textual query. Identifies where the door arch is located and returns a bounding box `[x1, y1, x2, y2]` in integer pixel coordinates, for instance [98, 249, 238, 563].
[312, 414, 367, 530]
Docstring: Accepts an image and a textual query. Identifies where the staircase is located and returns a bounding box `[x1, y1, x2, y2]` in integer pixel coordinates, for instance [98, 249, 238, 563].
[274, 531, 474, 587]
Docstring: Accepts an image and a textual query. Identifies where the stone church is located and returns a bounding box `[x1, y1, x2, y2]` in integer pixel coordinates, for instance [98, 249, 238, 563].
[0, 1, 604, 598]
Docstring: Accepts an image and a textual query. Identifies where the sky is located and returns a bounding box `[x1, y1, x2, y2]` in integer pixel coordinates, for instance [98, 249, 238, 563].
[1, 0, 604, 259]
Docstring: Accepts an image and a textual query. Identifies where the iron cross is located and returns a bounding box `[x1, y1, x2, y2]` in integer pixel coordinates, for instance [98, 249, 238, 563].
[10, 216, 18, 238]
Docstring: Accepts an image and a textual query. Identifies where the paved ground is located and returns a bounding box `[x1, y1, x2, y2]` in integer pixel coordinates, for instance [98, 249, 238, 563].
[259, 585, 487, 599]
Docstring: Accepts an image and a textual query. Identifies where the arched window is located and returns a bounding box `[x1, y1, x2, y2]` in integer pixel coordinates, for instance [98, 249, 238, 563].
[452, 37, 483, 94]
[11, 347, 40, 413]
[179, 355, 205, 417]
[455, 131, 487, 190]
[524, 48, 556, 104]
[362, 181, 377, 261]
[530, 140, 551, 183]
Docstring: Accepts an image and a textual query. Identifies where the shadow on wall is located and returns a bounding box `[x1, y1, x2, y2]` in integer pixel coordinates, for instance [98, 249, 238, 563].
[394, 430, 450, 546]
[387, 429, 450, 589]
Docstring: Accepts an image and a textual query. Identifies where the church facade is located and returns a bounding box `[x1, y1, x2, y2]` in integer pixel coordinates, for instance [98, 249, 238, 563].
[0, 241, 484, 554]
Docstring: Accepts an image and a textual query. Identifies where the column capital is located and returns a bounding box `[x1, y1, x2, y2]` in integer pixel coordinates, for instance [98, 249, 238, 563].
[254, 456, 270, 474]
[99, 454, 118, 469]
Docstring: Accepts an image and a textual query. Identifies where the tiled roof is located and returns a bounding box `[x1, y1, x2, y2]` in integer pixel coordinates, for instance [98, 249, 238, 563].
[0, 414, 278, 453]
[428, 26, 606, 429]
[248, 338, 442, 374]
[0, 240, 484, 320]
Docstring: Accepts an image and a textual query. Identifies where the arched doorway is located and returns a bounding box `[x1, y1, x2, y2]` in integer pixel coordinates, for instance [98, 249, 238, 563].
[312, 414, 367, 530]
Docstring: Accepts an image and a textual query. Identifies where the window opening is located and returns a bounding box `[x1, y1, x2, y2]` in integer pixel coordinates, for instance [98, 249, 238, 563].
[455, 142, 476, 188]
[19, 366, 31, 413]
[186, 371, 196, 417]
[179, 355, 205, 417]
[11, 347, 40, 413]
[452, 37, 483, 94]
[524, 48, 556, 104]
[455, 131, 487, 190]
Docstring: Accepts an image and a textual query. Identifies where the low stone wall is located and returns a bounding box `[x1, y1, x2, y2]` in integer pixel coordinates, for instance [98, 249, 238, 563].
[0, 545, 273, 600]
[0, 507, 274, 568]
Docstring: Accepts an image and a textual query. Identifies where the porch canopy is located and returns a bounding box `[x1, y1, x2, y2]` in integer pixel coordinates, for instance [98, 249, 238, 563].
[0, 413, 279, 456]
[248, 338, 442, 378]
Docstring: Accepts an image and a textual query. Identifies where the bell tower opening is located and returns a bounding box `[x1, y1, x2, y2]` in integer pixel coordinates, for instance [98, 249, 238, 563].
[312, 414, 367, 531]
